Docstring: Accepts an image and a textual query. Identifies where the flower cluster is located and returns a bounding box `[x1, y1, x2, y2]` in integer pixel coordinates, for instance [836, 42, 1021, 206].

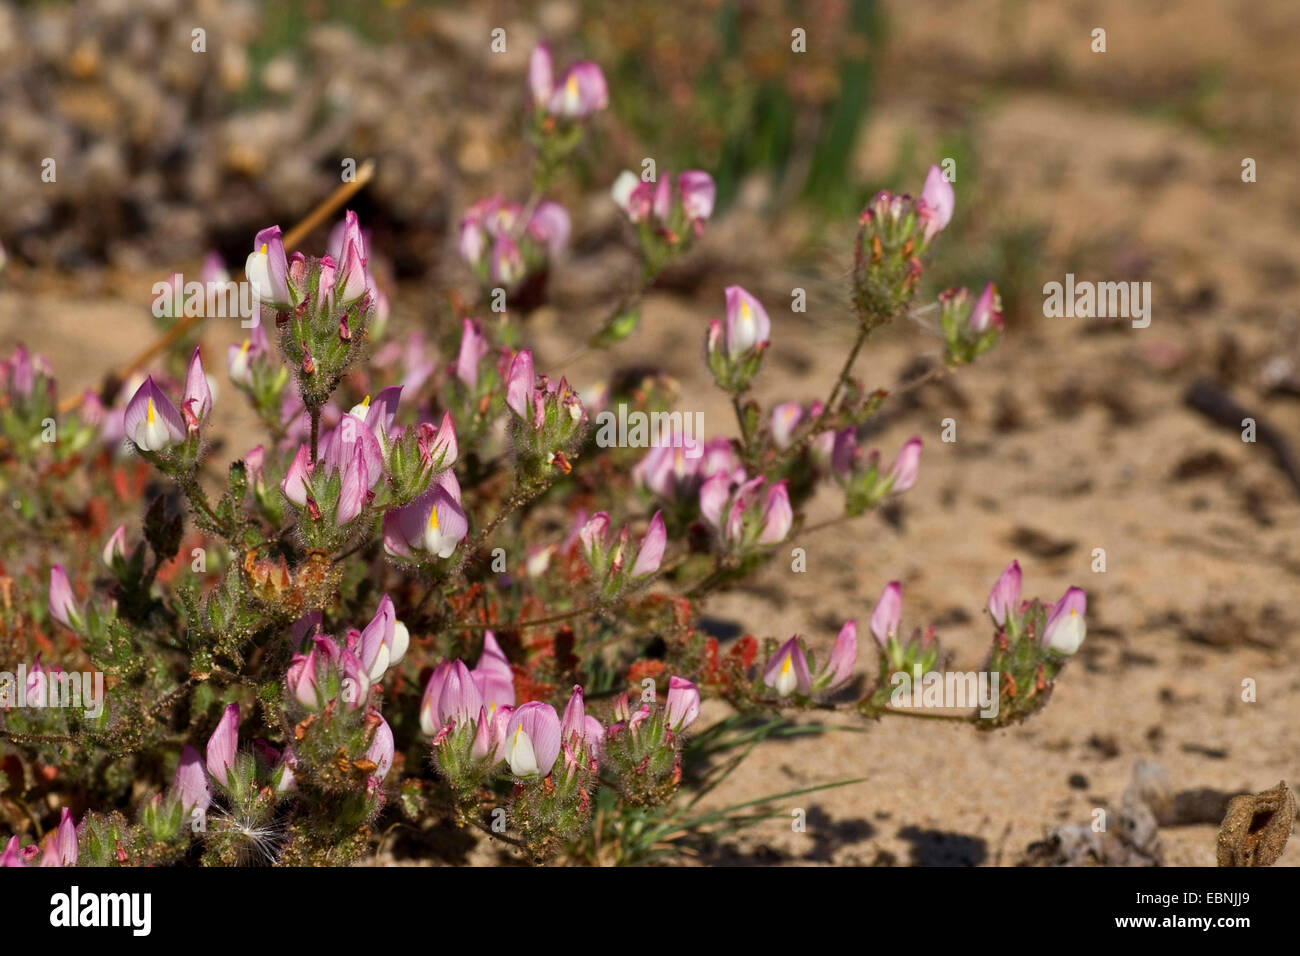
[0, 39, 1069, 869]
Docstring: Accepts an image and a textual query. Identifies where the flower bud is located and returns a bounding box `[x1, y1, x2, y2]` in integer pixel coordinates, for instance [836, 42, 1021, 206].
[281, 444, 314, 507]
[456, 318, 490, 389]
[182, 347, 212, 432]
[870, 582, 902, 648]
[172, 744, 212, 814]
[969, 282, 1003, 334]
[366, 716, 395, 782]
[48, 564, 83, 631]
[758, 481, 792, 544]
[629, 510, 666, 577]
[506, 349, 535, 420]
[437, 660, 484, 727]
[819, 621, 858, 688]
[528, 44, 553, 105]
[917, 163, 955, 243]
[206, 703, 239, 789]
[420, 661, 451, 736]
[678, 171, 716, 226]
[102, 524, 128, 569]
[887, 436, 922, 493]
[988, 560, 1022, 628]
[665, 676, 701, 731]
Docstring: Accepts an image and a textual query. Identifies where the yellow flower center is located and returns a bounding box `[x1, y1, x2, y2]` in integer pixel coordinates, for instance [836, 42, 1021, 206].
[146, 397, 156, 424]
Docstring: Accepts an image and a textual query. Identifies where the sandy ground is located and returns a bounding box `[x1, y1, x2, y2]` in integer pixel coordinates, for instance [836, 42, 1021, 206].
[3, 0, 1299, 865]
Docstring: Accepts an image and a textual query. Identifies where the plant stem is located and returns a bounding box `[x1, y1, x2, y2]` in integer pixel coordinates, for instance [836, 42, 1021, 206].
[309, 405, 321, 466]
[179, 472, 228, 535]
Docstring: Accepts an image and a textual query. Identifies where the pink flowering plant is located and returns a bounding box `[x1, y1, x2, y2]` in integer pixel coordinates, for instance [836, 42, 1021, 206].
[0, 44, 1086, 867]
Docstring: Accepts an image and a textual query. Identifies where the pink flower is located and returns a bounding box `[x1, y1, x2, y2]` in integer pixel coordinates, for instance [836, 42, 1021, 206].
[361, 386, 403, 449]
[546, 60, 608, 117]
[244, 445, 265, 490]
[887, 436, 922, 493]
[1, 835, 24, 867]
[206, 703, 240, 788]
[506, 349, 535, 420]
[382, 471, 468, 560]
[25, 655, 47, 707]
[699, 472, 732, 529]
[327, 210, 367, 266]
[528, 44, 554, 105]
[366, 716, 395, 782]
[102, 524, 128, 568]
[870, 582, 902, 647]
[678, 171, 716, 224]
[48, 565, 82, 631]
[358, 594, 407, 682]
[969, 282, 1003, 334]
[988, 560, 1022, 628]
[820, 621, 858, 687]
[503, 701, 563, 776]
[286, 640, 324, 709]
[182, 347, 212, 432]
[124, 376, 186, 451]
[40, 807, 78, 867]
[758, 481, 793, 544]
[763, 637, 812, 697]
[1043, 587, 1087, 655]
[420, 661, 451, 736]
[321, 413, 383, 490]
[417, 411, 458, 473]
[653, 176, 673, 221]
[629, 510, 667, 577]
[335, 233, 369, 306]
[722, 285, 771, 358]
[475, 630, 513, 681]
[456, 318, 490, 389]
[281, 444, 314, 507]
[227, 322, 270, 386]
[665, 676, 700, 731]
[561, 684, 587, 744]
[770, 402, 803, 450]
[245, 225, 294, 308]
[578, 512, 612, 570]
[436, 660, 484, 727]
[527, 201, 571, 258]
[335, 445, 370, 524]
[173, 744, 212, 814]
[918, 164, 955, 242]
[490, 234, 525, 287]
